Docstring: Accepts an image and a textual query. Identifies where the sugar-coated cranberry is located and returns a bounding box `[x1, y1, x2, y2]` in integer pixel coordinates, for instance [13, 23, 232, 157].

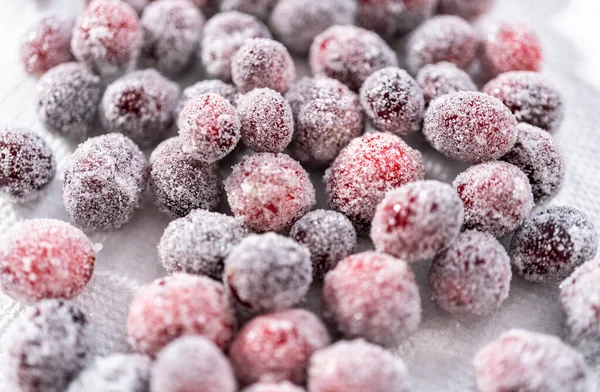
[359, 67, 424, 136]
[151, 336, 237, 392]
[232, 38, 295, 94]
[63, 134, 147, 231]
[221, 0, 277, 21]
[37, 62, 103, 140]
[482, 22, 542, 77]
[510, 206, 598, 283]
[126, 273, 236, 356]
[229, 309, 330, 385]
[20, 16, 74, 77]
[4, 300, 91, 392]
[483, 71, 564, 132]
[308, 339, 411, 392]
[0, 128, 55, 202]
[429, 230, 511, 316]
[416, 62, 477, 106]
[141, 0, 205, 74]
[178, 79, 239, 113]
[178, 93, 241, 162]
[290, 210, 357, 279]
[242, 381, 305, 392]
[324, 251, 421, 345]
[310, 25, 398, 91]
[158, 210, 250, 279]
[423, 91, 518, 163]
[473, 329, 594, 392]
[237, 88, 294, 153]
[324, 133, 424, 229]
[225, 153, 316, 233]
[149, 137, 222, 217]
[67, 354, 151, 392]
[0, 219, 95, 304]
[201, 11, 271, 81]
[72, 0, 143, 77]
[438, 0, 494, 21]
[371, 180, 464, 262]
[501, 123, 564, 204]
[285, 76, 364, 165]
[86, 0, 149, 14]
[406, 15, 478, 74]
[224, 233, 312, 312]
[269, 0, 356, 55]
[358, 0, 437, 39]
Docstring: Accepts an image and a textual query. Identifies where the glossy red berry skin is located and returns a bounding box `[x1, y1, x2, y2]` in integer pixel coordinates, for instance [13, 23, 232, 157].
[482, 22, 542, 77]
[20, 16, 74, 77]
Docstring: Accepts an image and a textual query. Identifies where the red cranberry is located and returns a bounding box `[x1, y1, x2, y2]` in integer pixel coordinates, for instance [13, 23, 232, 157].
[324, 251, 421, 345]
[20, 16, 73, 77]
[0, 219, 95, 304]
[406, 15, 478, 74]
[229, 309, 330, 385]
[241, 382, 304, 392]
[359, 67, 425, 136]
[324, 133, 424, 229]
[72, 0, 143, 77]
[416, 61, 477, 106]
[482, 22, 542, 77]
[308, 339, 411, 392]
[224, 153, 315, 233]
[423, 91, 518, 163]
[438, 0, 495, 21]
[358, 0, 437, 39]
[221, 0, 277, 21]
[0, 128, 55, 202]
[429, 230, 511, 316]
[473, 329, 594, 392]
[483, 71, 564, 132]
[126, 273, 236, 356]
[178, 80, 239, 113]
[310, 25, 398, 91]
[510, 206, 598, 283]
[85, 0, 149, 14]
[68, 354, 151, 392]
[371, 180, 464, 262]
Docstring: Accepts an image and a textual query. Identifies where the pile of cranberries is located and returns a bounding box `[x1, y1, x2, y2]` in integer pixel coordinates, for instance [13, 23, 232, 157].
[1, 0, 596, 390]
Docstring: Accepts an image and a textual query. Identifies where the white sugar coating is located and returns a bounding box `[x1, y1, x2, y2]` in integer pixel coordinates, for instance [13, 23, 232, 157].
[151, 336, 237, 392]
[310, 25, 398, 92]
[423, 91, 519, 163]
[178, 80, 239, 114]
[232, 38, 296, 94]
[63, 133, 148, 232]
[359, 67, 425, 136]
[101, 69, 180, 146]
[308, 339, 411, 392]
[237, 88, 294, 153]
[269, 0, 356, 55]
[473, 329, 595, 392]
[3, 300, 91, 392]
[289, 209, 357, 279]
[560, 258, 600, 360]
[178, 93, 241, 162]
[406, 15, 478, 74]
[358, 0, 437, 38]
[501, 123, 565, 204]
[86, 0, 149, 14]
[158, 210, 250, 279]
[483, 71, 565, 132]
[37, 62, 102, 140]
[416, 62, 477, 106]
[71, 0, 143, 77]
[371, 180, 464, 262]
[429, 230, 512, 316]
[510, 206, 598, 283]
[242, 382, 305, 392]
[141, 0, 205, 74]
[221, 0, 277, 21]
[438, 0, 494, 21]
[224, 233, 312, 312]
[324, 132, 424, 230]
[324, 251, 421, 345]
[224, 153, 316, 233]
[68, 354, 151, 392]
[201, 11, 272, 81]
[454, 161, 533, 237]
[20, 15, 74, 76]
[0, 128, 56, 203]
[285, 76, 364, 165]
[149, 137, 222, 218]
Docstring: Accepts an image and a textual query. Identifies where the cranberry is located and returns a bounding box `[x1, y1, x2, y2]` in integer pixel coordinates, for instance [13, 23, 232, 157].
[221, 0, 277, 21]
[510, 206, 598, 283]
[85, 0, 149, 14]
[20, 16, 73, 77]
[482, 22, 542, 77]
[241, 382, 305, 392]
[178, 80, 239, 113]
[358, 0, 437, 39]
[438, 0, 495, 21]
[229, 309, 330, 385]
[416, 61, 477, 106]
[68, 354, 151, 392]
[423, 91, 518, 163]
